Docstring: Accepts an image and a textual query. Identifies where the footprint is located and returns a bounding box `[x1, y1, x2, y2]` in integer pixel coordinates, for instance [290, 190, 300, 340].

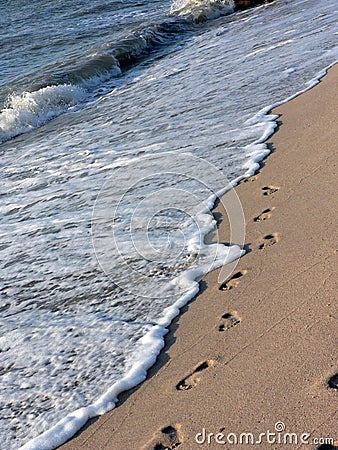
[253, 207, 275, 222]
[316, 445, 338, 450]
[328, 373, 338, 390]
[258, 233, 279, 250]
[218, 311, 241, 332]
[141, 424, 183, 450]
[219, 270, 247, 291]
[176, 360, 214, 391]
[261, 185, 279, 196]
[244, 175, 258, 183]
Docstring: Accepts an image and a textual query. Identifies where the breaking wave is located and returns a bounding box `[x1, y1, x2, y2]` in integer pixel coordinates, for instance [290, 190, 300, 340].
[0, 85, 86, 144]
[171, 0, 235, 21]
[0, 0, 236, 145]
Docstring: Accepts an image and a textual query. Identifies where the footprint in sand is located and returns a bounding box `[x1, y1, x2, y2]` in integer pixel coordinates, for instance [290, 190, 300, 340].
[244, 175, 258, 183]
[176, 360, 214, 391]
[218, 311, 241, 332]
[316, 445, 338, 450]
[328, 372, 338, 390]
[253, 207, 275, 222]
[261, 185, 279, 196]
[258, 233, 279, 250]
[219, 270, 248, 291]
[141, 424, 183, 450]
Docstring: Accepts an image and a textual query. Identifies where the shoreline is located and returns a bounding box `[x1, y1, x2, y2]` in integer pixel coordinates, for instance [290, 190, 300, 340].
[58, 65, 338, 449]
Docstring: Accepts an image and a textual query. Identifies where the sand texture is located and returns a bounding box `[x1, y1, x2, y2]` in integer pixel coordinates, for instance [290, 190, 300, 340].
[59, 65, 338, 449]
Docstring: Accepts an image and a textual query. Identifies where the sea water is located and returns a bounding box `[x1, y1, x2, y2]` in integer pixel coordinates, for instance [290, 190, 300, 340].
[0, 0, 337, 448]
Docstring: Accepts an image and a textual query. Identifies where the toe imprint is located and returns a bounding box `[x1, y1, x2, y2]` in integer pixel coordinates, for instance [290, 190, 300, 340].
[261, 185, 279, 196]
[253, 207, 275, 222]
[142, 424, 183, 450]
[218, 311, 241, 332]
[258, 233, 279, 250]
[176, 360, 214, 391]
[219, 270, 247, 291]
[328, 373, 338, 390]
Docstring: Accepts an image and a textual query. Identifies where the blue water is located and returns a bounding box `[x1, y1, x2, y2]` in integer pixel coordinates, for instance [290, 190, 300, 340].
[0, 0, 337, 448]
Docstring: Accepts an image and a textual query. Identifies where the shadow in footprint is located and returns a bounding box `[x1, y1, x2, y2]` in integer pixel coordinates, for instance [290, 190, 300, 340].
[176, 360, 214, 391]
[219, 270, 247, 291]
[316, 445, 338, 450]
[218, 311, 241, 332]
[142, 424, 183, 450]
[244, 175, 258, 183]
[328, 373, 338, 390]
[262, 185, 279, 196]
[213, 211, 223, 225]
[253, 207, 275, 222]
[258, 233, 279, 250]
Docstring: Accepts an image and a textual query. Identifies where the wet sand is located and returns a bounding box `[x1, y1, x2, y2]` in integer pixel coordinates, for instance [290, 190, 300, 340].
[60, 65, 338, 449]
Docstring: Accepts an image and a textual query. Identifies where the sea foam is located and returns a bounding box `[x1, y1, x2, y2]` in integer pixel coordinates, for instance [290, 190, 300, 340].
[2, 0, 337, 447]
[17, 61, 337, 450]
[171, 0, 235, 21]
[0, 85, 86, 144]
[18, 243, 243, 450]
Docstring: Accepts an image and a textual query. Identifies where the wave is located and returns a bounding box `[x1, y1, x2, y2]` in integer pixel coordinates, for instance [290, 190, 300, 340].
[0, 0, 236, 145]
[0, 85, 86, 144]
[171, 0, 235, 22]
[61, 54, 122, 85]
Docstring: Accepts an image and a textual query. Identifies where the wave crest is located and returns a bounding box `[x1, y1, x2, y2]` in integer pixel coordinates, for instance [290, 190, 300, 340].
[66, 53, 121, 84]
[170, 0, 235, 21]
[0, 85, 86, 144]
[0, 0, 236, 145]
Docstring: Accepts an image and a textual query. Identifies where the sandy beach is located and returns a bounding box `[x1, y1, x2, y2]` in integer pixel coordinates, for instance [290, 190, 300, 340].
[59, 65, 338, 450]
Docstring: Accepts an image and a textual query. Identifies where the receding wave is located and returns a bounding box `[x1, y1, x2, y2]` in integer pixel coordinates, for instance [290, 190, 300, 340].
[0, 0, 236, 145]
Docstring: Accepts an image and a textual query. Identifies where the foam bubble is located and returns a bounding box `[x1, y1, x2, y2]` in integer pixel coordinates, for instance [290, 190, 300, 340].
[170, 0, 235, 21]
[0, 85, 86, 144]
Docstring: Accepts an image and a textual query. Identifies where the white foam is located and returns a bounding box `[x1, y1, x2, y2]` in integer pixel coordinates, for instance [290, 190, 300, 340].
[18, 324, 167, 450]
[233, 59, 338, 184]
[19, 242, 243, 450]
[4, 0, 338, 448]
[0, 84, 86, 144]
[245, 59, 338, 131]
[245, 40, 294, 58]
[171, 0, 235, 21]
[213, 58, 338, 198]
[18, 59, 338, 450]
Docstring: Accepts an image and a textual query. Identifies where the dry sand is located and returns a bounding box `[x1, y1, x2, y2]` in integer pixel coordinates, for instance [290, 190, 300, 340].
[60, 65, 338, 449]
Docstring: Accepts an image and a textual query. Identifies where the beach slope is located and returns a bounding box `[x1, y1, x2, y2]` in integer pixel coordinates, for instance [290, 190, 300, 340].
[60, 65, 338, 450]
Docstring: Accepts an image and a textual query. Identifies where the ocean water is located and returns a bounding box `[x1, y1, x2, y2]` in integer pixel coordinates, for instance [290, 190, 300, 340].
[0, 0, 337, 448]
